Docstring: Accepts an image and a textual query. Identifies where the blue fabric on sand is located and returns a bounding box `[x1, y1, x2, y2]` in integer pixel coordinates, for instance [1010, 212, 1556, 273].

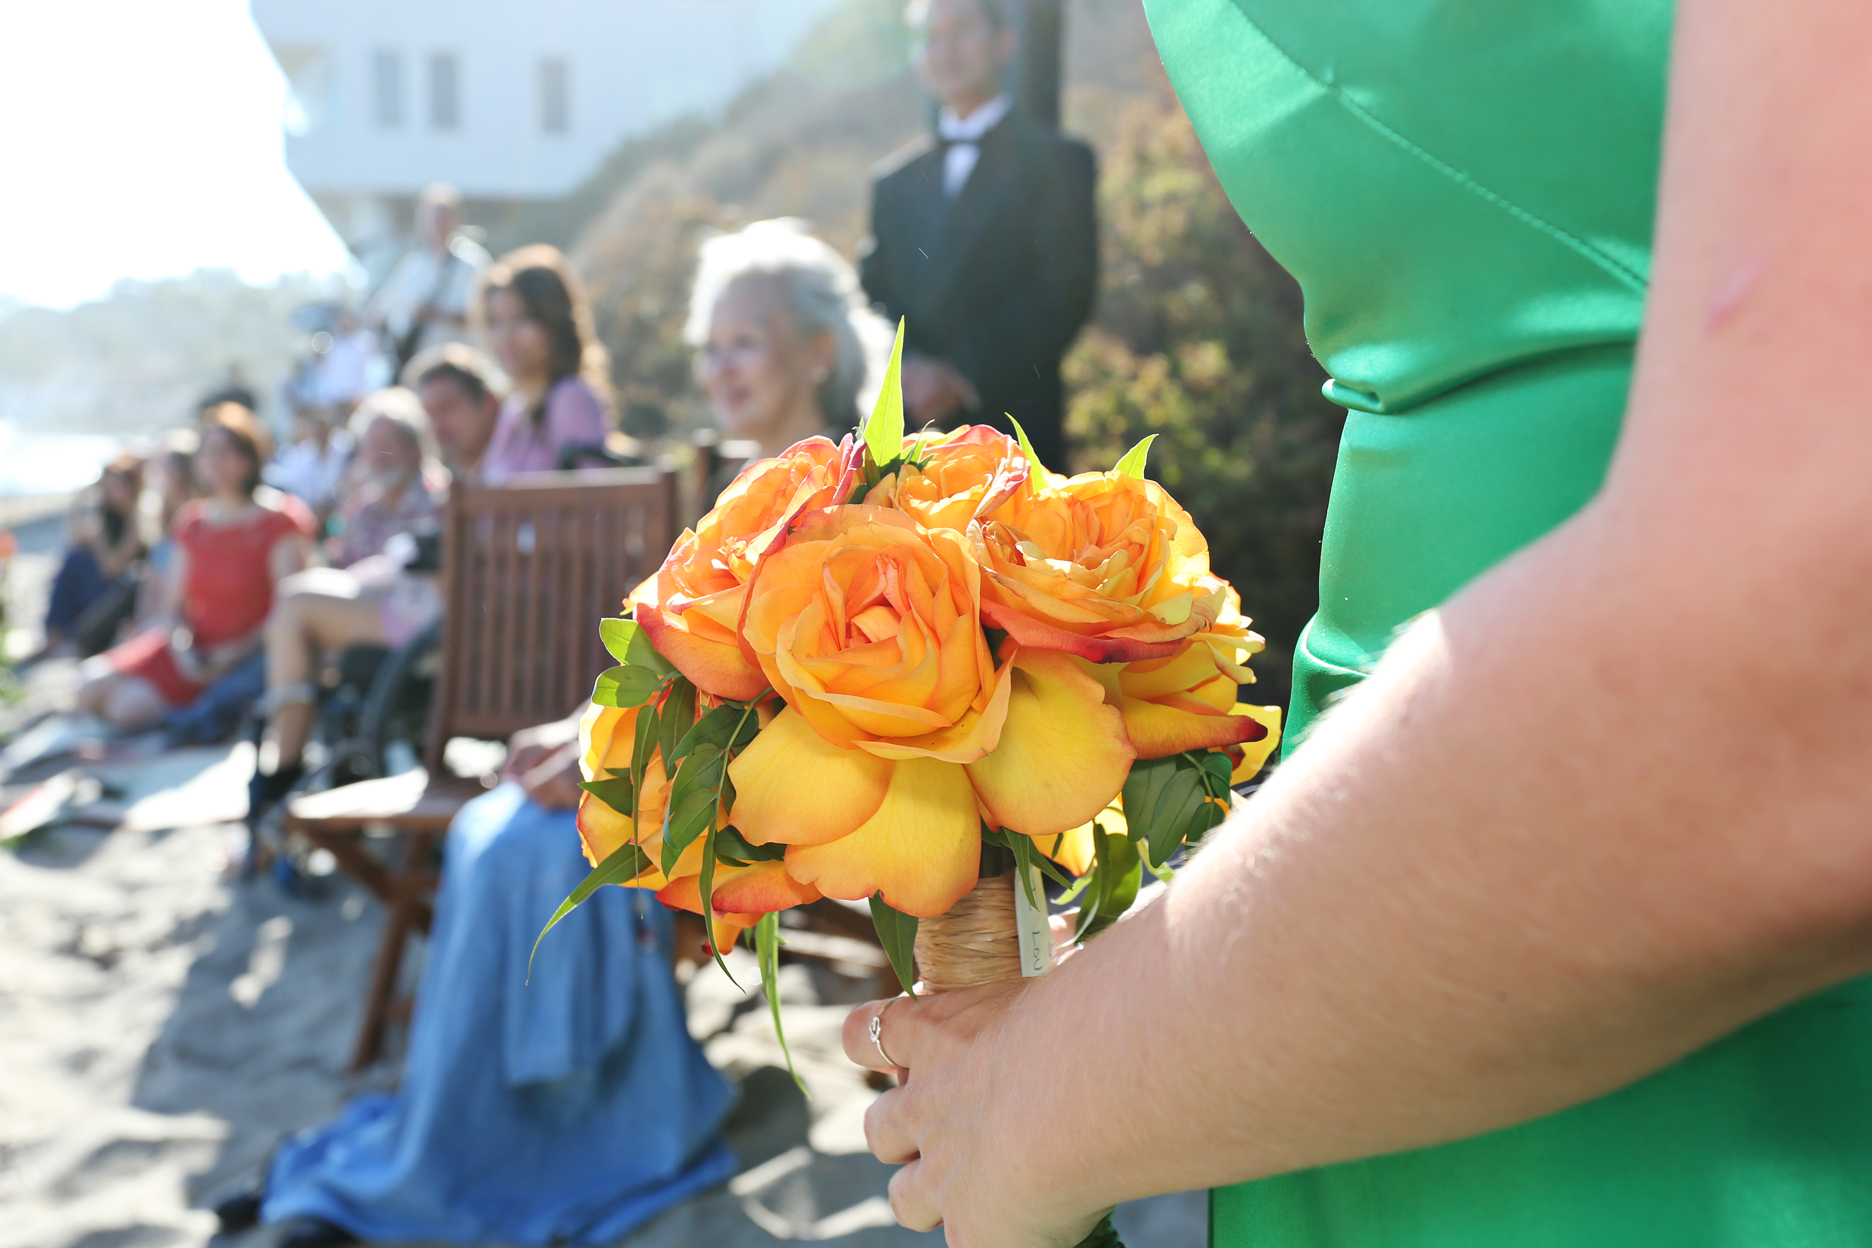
[262, 782, 737, 1245]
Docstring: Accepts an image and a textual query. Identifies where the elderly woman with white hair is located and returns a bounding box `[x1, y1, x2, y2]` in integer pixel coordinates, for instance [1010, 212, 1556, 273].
[688, 218, 889, 456]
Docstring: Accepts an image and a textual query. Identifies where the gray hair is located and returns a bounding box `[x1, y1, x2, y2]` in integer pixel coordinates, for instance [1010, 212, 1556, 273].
[684, 219, 890, 431]
[349, 386, 440, 470]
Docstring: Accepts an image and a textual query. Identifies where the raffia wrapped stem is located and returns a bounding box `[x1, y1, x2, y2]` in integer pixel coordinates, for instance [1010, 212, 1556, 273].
[913, 871, 1027, 992]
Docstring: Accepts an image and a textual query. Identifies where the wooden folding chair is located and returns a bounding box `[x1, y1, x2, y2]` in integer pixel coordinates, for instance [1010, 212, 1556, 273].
[287, 468, 679, 1070]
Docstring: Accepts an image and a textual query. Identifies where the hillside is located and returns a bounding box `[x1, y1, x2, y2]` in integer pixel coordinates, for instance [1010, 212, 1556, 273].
[566, 0, 1343, 703]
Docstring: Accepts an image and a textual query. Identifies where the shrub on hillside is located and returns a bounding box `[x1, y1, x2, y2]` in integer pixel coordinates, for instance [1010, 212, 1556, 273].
[1064, 86, 1344, 709]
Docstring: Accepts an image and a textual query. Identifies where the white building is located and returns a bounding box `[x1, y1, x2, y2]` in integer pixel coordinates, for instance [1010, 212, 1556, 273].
[252, 0, 841, 251]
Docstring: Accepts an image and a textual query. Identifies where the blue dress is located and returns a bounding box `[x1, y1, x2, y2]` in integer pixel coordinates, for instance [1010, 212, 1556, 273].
[262, 783, 737, 1245]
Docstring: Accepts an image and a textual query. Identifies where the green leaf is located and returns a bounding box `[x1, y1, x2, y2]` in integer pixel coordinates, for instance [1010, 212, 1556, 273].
[863, 319, 907, 474]
[577, 773, 635, 816]
[695, 818, 739, 986]
[1196, 750, 1234, 798]
[592, 664, 663, 708]
[529, 839, 654, 979]
[869, 893, 919, 1000]
[599, 617, 638, 665]
[1121, 755, 1179, 844]
[1006, 833, 1043, 908]
[1112, 433, 1157, 479]
[630, 701, 660, 826]
[658, 679, 697, 770]
[625, 622, 677, 676]
[755, 913, 808, 1093]
[671, 701, 761, 767]
[1076, 832, 1142, 943]
[1072, 846, 1106, 943]
[714, 824, 787, 863]
[1147, 767, 1209, 869]
[1007, 416, 1050, 481]
[660, 743, 725, 878]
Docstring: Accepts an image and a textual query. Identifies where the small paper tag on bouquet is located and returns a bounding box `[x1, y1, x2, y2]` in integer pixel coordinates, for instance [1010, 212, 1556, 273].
[1014, 861, 1052, 977]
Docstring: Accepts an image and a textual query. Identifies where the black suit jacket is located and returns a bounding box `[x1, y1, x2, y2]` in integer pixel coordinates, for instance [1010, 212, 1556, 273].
[858, 112, 1097, 469]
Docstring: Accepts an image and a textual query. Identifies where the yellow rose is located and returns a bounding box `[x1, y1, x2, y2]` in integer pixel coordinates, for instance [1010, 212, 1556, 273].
[726, 505, 1134, 916]
[631, 436, 858, 701]
[867, 425, 1033, 533]
[975, 470, 1229, 663]
[1108, 587, 1281, 772]
[577, 698, 819, 951]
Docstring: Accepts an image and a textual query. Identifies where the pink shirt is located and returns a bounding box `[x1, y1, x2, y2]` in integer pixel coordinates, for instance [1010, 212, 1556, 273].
[480, 377, 608, 484]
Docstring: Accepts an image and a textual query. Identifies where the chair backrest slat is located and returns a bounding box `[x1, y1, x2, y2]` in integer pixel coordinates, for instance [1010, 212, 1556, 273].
[426, 468, 677, 770]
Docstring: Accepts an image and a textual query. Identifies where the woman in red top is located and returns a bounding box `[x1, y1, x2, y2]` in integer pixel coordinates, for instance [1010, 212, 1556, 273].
[79, 404, 314, 729]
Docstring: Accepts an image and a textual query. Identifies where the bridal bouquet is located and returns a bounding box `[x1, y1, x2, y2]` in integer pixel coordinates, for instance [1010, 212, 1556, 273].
[540, 323, 1278, 1069]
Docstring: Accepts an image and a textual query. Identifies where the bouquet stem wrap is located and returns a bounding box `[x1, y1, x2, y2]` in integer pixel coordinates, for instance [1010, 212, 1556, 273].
[912, 870, 1125, 1248]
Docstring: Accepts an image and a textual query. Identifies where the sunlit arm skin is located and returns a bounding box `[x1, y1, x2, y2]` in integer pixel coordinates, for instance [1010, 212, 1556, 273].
[841, 2, 1872, 1243]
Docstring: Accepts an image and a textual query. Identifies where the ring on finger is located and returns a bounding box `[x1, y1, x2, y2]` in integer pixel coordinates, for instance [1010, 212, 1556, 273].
[869, 997, 905, 1069]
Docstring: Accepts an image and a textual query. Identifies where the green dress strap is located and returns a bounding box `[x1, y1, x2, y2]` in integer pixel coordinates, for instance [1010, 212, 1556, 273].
[1142, 0, 1872, 1243]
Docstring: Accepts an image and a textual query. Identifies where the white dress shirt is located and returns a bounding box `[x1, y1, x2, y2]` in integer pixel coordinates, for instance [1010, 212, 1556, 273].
[937, 94, 1014, 199]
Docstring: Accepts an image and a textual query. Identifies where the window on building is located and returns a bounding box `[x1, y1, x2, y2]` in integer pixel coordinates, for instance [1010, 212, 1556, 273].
[429, 52, 460, 130]
[371, 49, 404, 129]
[538, 56, 570, 134]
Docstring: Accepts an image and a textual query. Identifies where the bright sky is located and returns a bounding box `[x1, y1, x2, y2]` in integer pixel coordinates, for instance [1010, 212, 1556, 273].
[0, 0, 353, 309]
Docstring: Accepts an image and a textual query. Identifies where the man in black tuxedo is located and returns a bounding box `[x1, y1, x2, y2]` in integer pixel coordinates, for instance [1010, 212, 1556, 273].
[858, 0, 1097, 470]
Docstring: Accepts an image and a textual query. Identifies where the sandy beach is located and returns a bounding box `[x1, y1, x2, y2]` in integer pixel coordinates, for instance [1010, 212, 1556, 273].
[0, 526, 1204, 1248]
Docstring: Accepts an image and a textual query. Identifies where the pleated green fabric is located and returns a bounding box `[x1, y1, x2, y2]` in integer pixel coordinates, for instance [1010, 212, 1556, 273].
[1140, 0, 1872, 1243]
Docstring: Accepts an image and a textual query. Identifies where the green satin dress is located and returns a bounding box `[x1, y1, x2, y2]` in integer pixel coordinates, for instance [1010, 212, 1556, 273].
[1140, 1, 1872, 1244]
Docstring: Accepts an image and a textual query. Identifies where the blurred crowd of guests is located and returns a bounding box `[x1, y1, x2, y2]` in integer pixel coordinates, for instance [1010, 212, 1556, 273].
[28, 2, 1098, 1245]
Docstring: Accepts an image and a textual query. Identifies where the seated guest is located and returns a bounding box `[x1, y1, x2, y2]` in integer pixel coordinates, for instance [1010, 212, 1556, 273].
[40, 454, 146, 659]
[245, 362, 499, 820]
[403, 343, 507, 484]
[134, 430, 202, 628]
[688, 218, 890, 458]
[857, 0, 1098, 468]
[322, 388, 445, 570]
[264, 404, 354, 519]
[221, 714, 736, 1248]
[477, 245, 612, 482]
[77, 406, 313, 730]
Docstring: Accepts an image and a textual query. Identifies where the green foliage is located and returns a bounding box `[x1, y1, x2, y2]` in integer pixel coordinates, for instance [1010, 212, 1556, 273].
[1111, 433, 1156, 479]
[529, 839, 655, 978]
[862, 320, 908, 475]
[1072, 827, 1143, 944]
[1009, 417, 1050, 481]
[1122, 751, 1232, 871]
[755, 914, 807, 1091]
[868, 894, 920, 1000]
[1065, 85, 1346, 712]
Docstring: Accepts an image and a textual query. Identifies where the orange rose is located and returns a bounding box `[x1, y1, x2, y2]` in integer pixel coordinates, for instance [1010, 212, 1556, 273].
[725, 505, 1134, 916]
[577, 699, 819, 951]
[1109, 587, 1280, 767]
[866, 425, 1032, 533]
[974, 470, 1229, 663]
[631, 436, 859, 701]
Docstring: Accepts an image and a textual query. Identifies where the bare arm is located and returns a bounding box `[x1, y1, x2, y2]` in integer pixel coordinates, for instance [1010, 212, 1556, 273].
[849, 1, 1872, 1242]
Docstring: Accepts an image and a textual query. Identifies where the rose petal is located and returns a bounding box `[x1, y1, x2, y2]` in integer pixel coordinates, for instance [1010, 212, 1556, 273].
[1230, 704, 1283, 783]
[727, 706, 894, 846]
[710, 859, 823, 913]
[1120, 696, 1270, 759]
[966, 649, 1135, 838]
[781, 757, 981, 917]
